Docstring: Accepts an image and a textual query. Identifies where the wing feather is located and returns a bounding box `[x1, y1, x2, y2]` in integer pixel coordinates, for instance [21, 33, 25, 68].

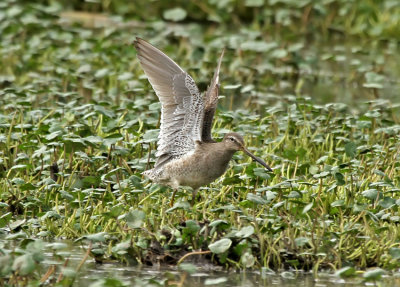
[134, 38, 204, 168]
[202, 49, 225, 142]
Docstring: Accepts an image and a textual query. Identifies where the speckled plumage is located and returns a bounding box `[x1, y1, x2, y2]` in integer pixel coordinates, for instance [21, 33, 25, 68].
[134, 38, 272, 203]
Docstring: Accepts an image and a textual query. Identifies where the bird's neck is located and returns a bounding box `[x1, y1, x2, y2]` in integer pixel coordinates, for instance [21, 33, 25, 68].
[201, 142, 236, 167]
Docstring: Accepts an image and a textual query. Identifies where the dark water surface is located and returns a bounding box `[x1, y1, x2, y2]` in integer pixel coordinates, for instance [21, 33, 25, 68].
[36, 241, 400, 287]
[73, 265, 400, 287]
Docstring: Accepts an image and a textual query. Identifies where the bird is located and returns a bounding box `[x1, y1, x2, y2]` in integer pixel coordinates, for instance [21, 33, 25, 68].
[134, 37, 272, 205]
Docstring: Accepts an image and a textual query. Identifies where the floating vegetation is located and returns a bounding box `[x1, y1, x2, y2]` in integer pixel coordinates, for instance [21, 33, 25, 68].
[0, 0, 400, 285]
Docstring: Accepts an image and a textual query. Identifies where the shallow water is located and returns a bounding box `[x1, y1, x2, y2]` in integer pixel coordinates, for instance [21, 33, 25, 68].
[74, 265, 400, 287]
[35, 241, 400, 287]
[2, 236, 400, 286]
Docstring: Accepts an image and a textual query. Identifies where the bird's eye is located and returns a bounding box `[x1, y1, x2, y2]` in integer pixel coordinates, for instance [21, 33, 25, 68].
[229, 137, 235, 142]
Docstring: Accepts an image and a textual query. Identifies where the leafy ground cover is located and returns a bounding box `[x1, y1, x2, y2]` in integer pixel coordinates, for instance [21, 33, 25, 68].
[1, 0, 400, 285]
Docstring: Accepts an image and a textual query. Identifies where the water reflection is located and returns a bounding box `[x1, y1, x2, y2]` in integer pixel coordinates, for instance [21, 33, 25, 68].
[40, 242, 400, 287]
[76, 264, 400, 286]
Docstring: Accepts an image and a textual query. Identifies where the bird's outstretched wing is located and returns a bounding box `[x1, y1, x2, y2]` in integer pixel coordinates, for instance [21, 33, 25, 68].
[202, 49, 224, 143]
[134, 38, 204, 168]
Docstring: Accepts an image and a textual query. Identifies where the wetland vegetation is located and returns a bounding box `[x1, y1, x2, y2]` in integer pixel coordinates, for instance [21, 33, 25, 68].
[1, 0, 400, 286]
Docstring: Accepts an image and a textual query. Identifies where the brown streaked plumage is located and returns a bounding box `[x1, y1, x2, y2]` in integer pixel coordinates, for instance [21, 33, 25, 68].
[134, 37, 272, 205]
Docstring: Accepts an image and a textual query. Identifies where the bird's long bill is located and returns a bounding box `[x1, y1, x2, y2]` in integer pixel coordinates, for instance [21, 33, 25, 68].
[242, 147, 273, 172]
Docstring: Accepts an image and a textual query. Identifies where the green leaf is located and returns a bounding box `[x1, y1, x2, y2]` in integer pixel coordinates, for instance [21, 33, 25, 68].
[77, 64, 91, 74]
[313, 171, 330, 179]
[335, 266, 356, 277]
[363, 72, 385, 89]
[363, 268, 385, 280]
[389, 247, 400, 259]
[283, 148, 297, 160]
[345, 142, 357, 158]
[271, 48, 288, 59]
[235, 225, 254, 238]
[183, 220, 200, 236]
[241, 41, 277, 52]
[240, 252, 255, 268]
[125, 210, 145, 229]
[10, 219, 26, 230]
[224, 84, 241, 90]
[117, 72, 133, 81]
[309, 165, 319, 174]
[20, 182, 36, 191]
[12, 254, 36, 276]
[281, 271, 295, 279]
[379, 197, 396, 209]
[83, 232, 107, 243]
[209, 238, 232, 254]
[94, 105, 115, 118]
[89, 278, 126, 287]
[353, 203, 367, 213]
[82, 176, 101, 188]
[334, 172, 345, 186]
[110, 205, 124, 218]
[179, 263, 197, 274]
[41, 210, 61, 220]
[94, 68, 109, 78]
[331, 199, 345, 207]
[166, 200, 191, 212]
[246, 193, 267, 205]
[316, 155, 328, 164]
[149, 102, 161, 111]
[205, 277, 228, 285]
[60, 190, 74, 201]
[209, 220, 228, 228]
[245, 0, 264, 7]
[112, 239, 131, 255]
[302, 202, 313, 214]
[288, 190, 301, 198]
[294, 237, 309, 247]
[233, 240, 249, 256]
[253, 167, 270, 179]
[0, 212, 12, 228]
[47, 242, 68, 250]
[362, 189, 379, 200]
[163, 7, 187, 22]
[142, 129, 159, 143]
[103, 133, 123, 146]
[60, 267, 76, 278]
[10, 164, 27, 170]
[63, 137, 87, 153]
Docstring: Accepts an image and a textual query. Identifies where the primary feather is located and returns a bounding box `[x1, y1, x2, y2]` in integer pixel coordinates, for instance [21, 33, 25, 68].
[134, 38, 206, 169]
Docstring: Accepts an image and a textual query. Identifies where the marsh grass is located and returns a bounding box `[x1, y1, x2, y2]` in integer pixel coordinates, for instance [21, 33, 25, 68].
[0, 0, 400, 285]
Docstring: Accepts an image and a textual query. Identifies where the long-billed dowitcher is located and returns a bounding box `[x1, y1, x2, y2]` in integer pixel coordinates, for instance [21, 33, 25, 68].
[134, 38, 272, 205]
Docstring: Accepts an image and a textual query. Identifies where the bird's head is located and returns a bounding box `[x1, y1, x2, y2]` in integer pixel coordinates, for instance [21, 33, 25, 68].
[222, 132, 273, 171]
[222, 132, 245, 151]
